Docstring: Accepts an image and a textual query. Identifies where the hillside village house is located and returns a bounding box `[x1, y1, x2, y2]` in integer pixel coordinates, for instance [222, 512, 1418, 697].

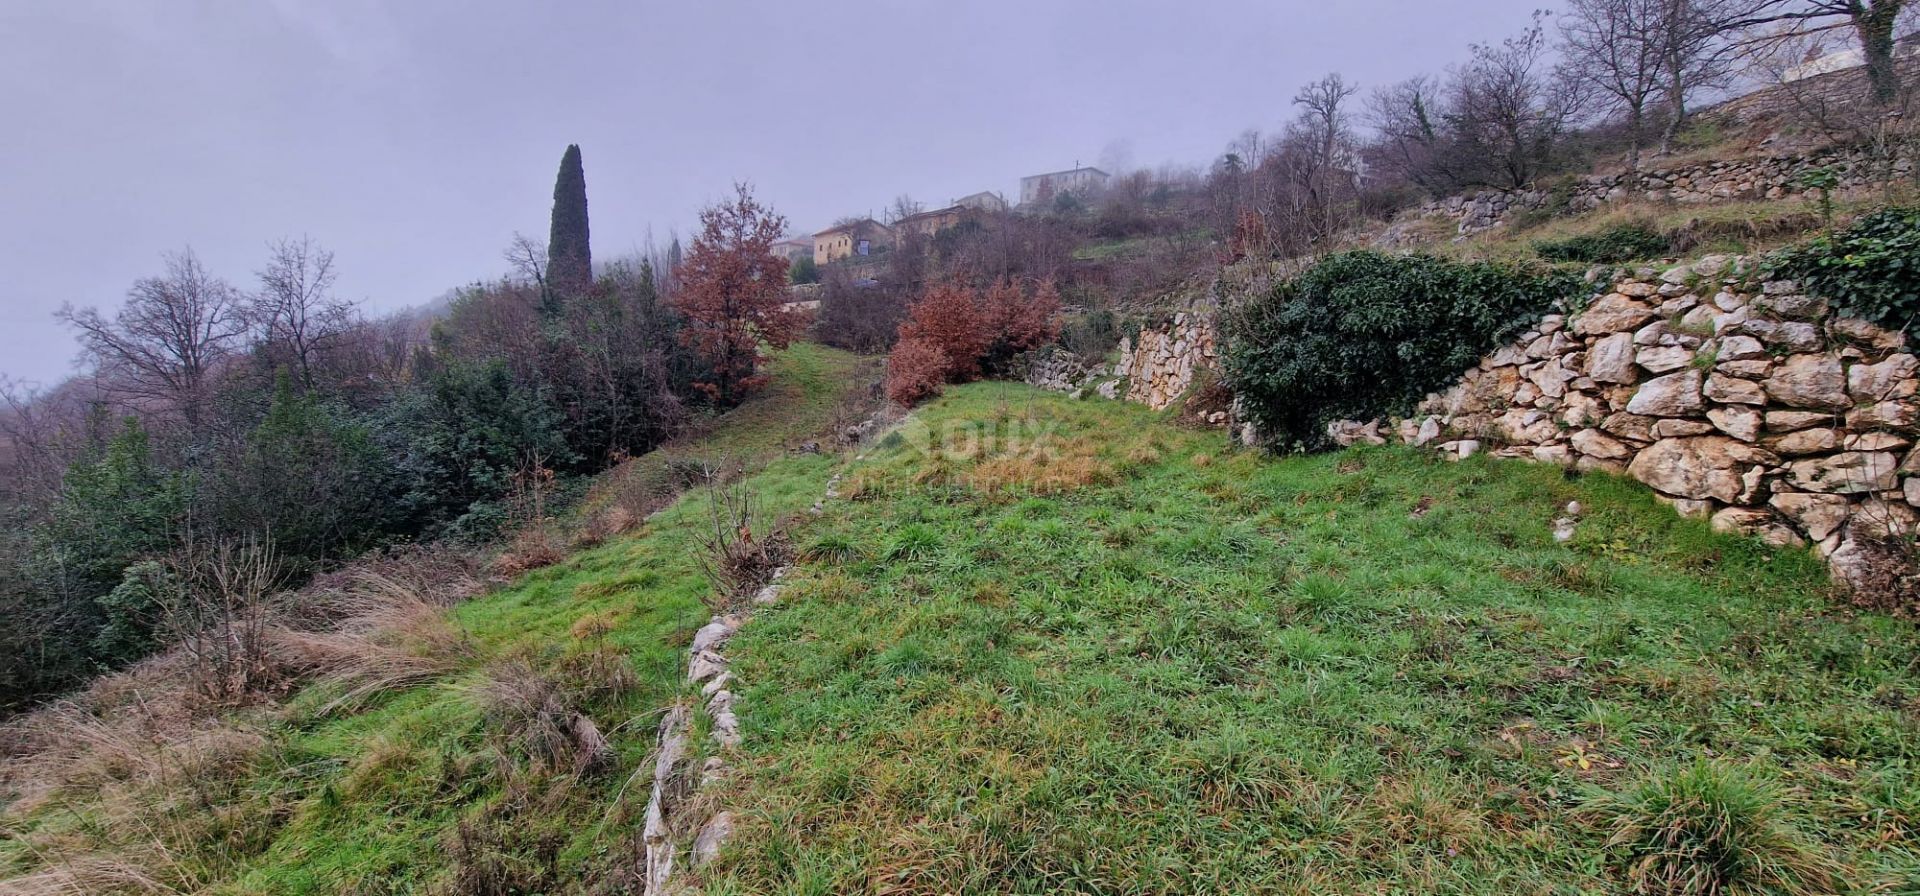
[954, 190, 1009, 213]
[1019, 166, 1109, 207]
[895, 206, 965, 240]
[813, 219, 893, 265]
[770, 237, 812, 263]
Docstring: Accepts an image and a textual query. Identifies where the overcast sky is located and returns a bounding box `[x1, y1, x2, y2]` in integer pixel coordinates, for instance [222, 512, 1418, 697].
[0, 0, 1548, 386]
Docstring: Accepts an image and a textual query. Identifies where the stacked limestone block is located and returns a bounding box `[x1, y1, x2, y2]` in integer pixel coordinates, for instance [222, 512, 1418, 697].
[1416, 145, 1909, 235]
[1367, 255, 1918, 595]
[1116, 313, 1220, 412]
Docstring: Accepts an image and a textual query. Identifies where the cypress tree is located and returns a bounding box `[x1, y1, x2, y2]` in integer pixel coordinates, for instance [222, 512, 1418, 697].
[547, 144, 591, 309]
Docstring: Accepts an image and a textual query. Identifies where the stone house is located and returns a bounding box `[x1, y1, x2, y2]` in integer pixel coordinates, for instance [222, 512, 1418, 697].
[770, 238, 813, 264]
[954, 191, 1009, 214]
[813, 219, 893, 266]
[894, 206, 966, 240]
[1019, 166, 1109, 207]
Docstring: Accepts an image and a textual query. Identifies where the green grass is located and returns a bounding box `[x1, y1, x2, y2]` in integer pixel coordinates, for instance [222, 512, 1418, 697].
[704, 382, 1920, 895]
[9, 368, 1916, 894]
[0, 344, 877, 895]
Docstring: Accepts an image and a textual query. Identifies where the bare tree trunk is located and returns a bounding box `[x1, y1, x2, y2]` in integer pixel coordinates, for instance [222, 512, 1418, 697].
[1854, 0, 1905, 105]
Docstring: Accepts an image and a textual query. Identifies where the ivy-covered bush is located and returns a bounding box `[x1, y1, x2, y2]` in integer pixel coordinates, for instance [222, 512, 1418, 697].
[1770, 207, 1920, 332]
[1223, 251, 1579, 451]
[1534, 223, 1671, 264]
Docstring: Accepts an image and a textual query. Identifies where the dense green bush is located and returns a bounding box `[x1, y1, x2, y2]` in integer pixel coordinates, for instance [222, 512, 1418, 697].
[381, 360, 576, 538]
[1534, 223, 1672, 264]
[1223, 251, 1578, 451]
[1770, 206, 1920, 332]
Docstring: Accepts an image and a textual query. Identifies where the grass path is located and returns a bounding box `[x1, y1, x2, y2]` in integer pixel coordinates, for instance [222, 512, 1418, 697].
[704, 382, 1920, 895]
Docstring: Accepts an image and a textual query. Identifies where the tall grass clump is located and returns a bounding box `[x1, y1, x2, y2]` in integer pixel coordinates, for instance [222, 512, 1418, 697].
[1584, 761, 1842, 895]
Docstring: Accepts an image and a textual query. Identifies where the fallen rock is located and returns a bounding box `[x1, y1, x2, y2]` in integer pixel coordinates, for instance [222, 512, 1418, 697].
[692, 812, 735, 867]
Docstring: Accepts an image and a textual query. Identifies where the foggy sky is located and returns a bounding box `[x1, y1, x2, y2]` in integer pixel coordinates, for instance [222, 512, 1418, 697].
[0, 0, 1547, 386]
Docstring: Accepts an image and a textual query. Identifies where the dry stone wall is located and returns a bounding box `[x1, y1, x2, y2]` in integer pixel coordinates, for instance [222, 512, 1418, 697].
[1416, 144, 1909, 235]
[1342, 255, 1918, 599]
[1025, 312, 1227, 424]
[1116, 313, 1218, 410]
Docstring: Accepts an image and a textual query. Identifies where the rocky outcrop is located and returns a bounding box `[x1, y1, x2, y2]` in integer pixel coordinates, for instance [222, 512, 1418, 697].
[1413, 144, 1912, 235]
[1358, 256, 1918, 601]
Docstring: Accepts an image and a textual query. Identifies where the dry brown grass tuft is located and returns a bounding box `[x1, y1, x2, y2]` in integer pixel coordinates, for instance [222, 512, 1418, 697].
[569, 611, 622, 642]
[491, 528, 568, 579]
[575, 505, 637, 549]
[967, 455, 1116, 494]
[265, 597, 473, 718]
[0, 851, 201, 896]
[0, 646, 263, 813]
[473, 661, 613, 776]
[963, 435, 1117, 495]
[1125, 445, 1163, 467]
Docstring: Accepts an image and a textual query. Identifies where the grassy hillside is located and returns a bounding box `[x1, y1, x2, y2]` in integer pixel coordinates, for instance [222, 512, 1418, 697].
[8, 367, 1916, 894]
[0, 344, 878, 895]
[703, 383, 1920, 894]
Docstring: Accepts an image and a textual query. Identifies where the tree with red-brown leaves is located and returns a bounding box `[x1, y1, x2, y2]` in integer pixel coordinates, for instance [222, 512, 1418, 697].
[884, 338, 950, 405]
[982, 277, 1062, 369]
[897, 283, 991, 382]
[672, 183, 797, 406]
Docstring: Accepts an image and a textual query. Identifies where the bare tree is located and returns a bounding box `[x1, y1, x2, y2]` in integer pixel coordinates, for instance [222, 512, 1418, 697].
[885, 195, 925, 226]
[254, 237, 357, 390]
[158, 532, 282, 705]
[1366, 76, 1458, 194]
[1563, 0, 1675, 170]
[504, 232, 549, 294]
[1260, 73, 1363, 253]
[58, 248, 248, 427]
[1449, 15, 1585, 189]
[0, 377, 88, 509]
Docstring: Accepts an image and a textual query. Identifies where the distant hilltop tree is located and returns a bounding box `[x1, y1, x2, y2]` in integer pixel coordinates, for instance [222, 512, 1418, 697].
[547, 144, 591, 308]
